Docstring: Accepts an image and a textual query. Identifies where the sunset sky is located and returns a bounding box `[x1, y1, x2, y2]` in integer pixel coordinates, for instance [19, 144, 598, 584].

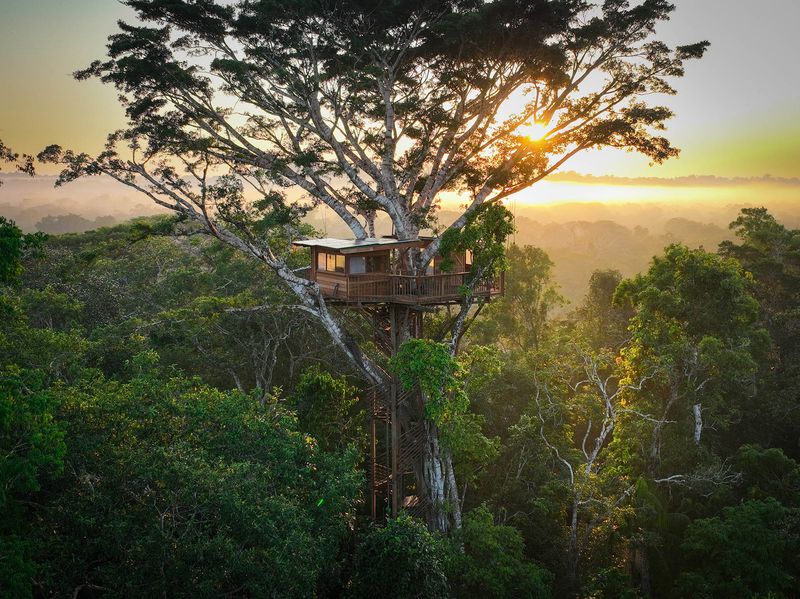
[1, 0, 798, 207]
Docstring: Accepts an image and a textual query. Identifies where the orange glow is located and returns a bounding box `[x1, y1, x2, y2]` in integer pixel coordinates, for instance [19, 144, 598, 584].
[437, 178, 800, 208]
[516, 120, 551, 141]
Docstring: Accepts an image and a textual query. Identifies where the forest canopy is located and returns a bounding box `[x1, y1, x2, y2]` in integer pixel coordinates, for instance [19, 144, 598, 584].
[2, 207, 800, 596]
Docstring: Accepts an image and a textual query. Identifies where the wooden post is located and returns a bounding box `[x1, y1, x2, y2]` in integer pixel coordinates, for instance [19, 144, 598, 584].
[370, 396, 378, 520]
[389, 305, 401, 517]
[390, 379, 400, 517]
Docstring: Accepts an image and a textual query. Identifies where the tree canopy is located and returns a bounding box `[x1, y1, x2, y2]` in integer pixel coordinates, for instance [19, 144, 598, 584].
[41, 0, 707, 292]
[2, 208, 800, 596]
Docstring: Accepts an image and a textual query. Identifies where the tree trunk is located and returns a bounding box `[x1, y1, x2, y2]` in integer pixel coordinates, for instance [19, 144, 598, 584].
[444, 447, 462, 530]
[693, 403, 702, 444]
[390, 308, 460, 533]
[567, 496, 580, 594]
[421, 419, 448, 531]
[633, 543, 652, 597]
[417, 420, 461, 532]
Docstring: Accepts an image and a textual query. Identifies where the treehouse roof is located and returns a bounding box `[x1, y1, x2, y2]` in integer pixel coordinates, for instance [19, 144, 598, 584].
[293, 236, 431, 254]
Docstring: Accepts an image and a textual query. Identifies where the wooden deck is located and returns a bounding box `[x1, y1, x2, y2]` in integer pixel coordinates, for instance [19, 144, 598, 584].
[311, 271, 504, 305]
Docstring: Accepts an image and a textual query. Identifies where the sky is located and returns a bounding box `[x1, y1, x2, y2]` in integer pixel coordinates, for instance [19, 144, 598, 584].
[0, 0, 799, 208]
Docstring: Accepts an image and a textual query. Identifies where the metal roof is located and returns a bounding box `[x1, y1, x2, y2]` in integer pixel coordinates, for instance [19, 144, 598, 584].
[293, 237, 430, 254]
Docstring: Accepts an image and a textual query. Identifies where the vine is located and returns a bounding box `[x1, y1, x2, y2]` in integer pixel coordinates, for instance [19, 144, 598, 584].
[390, 339, 468, 424]
[437, 203, 515, 288]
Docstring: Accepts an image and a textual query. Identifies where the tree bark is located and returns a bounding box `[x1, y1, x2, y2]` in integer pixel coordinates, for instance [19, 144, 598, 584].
[567, 496, 580, 594]
[693, 403, 702, 444]
[393, 309, 461, 533]
[417, 419, 461, 532]
[421, 419, 447, 531]
[633, 543, 652, 597]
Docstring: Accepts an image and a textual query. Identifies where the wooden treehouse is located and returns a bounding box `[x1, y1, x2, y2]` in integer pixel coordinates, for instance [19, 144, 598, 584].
[293, 236, 504, 525]
[293, 236, 504, 305]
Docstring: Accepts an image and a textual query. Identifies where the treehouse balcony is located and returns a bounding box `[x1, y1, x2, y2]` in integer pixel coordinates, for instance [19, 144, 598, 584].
[293, 237, 504, 306]
[313, 271, 503, 305]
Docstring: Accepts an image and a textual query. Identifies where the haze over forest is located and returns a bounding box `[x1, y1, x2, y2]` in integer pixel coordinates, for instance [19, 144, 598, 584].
[4, 171, 799, 304]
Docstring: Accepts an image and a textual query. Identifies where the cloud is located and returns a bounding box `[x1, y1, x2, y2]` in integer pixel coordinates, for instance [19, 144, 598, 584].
[547, 171, 800, 188]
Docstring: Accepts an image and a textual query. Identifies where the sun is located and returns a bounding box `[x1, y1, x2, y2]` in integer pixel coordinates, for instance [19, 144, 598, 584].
[516, 121, 550, 141]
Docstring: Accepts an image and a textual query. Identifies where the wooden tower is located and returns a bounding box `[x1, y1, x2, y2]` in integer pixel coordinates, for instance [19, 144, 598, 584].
[293, 236, 503, 520]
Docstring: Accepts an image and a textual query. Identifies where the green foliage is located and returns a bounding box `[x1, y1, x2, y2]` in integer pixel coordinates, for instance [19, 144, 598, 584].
[291, 365, 365, 452]
[32, 354, 361, 597]
[612, 244, 768, 472]
[676, 499, 798, 598]
[576, 269, 632, 351]
[0, 367, 65, 508]
[470, 244, 564, 350]
[737, 444, 800, 507]
[0, 367, 65, 598]
[5, 204, 800, 597]
[0, 225, 370, 595]
[582, 567, 643, 599]
[614, 244, 762, 343]
[0, 291, 90, 384]
[391, 339, 467, 424]
[390, 340, 498, 474]
[0, 535, 36, 599]
[0, 217, 45, 285]
[0, 217, 25, 284]
[470, 414, 568, 570]
[438, 204, 515, 285]
[468, 234, 797, 595]
[211, 177, 313, 258]
[720, 208, 800, 455]
[18, 217, 330, 391]
[444, 505, 553, 598]
[349, 515, 449, 599]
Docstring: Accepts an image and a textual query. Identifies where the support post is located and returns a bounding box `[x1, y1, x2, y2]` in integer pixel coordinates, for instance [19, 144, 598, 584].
[370, 395, 378, 520]
[389, 305, 401, 517]
[391, 378, 400, 516]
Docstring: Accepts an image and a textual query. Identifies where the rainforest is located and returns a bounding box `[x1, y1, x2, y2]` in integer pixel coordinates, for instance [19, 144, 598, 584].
[2, 0, 800, 596]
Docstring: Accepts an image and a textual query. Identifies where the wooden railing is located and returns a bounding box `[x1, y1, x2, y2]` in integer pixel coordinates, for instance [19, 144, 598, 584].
[333, 271, 504, 304]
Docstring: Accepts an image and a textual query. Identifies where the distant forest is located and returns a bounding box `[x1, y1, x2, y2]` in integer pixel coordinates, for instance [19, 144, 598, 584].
[3, 173, 800, 305]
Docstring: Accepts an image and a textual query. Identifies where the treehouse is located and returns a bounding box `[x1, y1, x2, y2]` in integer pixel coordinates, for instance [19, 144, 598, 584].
[293, 236, 504, 305]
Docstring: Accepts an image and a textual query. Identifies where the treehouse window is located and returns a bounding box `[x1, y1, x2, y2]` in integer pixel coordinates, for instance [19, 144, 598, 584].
[349, 256, 366, 274]
[367, 255, 388, 272]
[465, 249, 473, 269]
[317, 252, 345, 273]
[349, 254, 388, 274]
[325, 253, 345, 273]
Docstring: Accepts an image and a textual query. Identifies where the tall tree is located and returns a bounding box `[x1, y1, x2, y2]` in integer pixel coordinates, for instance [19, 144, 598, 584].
[470, 244, 564, 351]
[609, 245, 768, 591]
[719, 208, 800, 455]
[613, 245, 767, 474]
[575, 269, 632, 351]
[0, 218, 46, 286]
[41, 0, 707, 531]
